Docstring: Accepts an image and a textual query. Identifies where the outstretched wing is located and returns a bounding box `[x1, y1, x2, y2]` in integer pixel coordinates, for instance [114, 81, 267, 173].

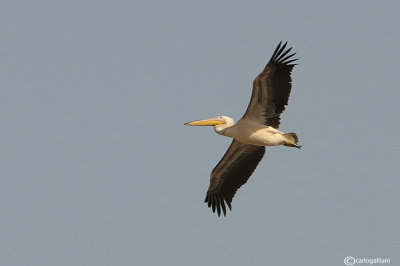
[205, 140, 265, 216]
[242, 41, 298, 128]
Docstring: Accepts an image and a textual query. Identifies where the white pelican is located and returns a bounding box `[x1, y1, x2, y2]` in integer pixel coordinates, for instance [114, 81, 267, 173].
[185, 41, 300, 216]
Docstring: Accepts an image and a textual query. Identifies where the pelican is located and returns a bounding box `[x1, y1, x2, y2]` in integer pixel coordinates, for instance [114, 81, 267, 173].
[185, 41, 300, 216]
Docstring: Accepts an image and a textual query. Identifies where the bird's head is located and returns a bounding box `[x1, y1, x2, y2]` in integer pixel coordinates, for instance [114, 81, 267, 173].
[184, 116, 234, 134]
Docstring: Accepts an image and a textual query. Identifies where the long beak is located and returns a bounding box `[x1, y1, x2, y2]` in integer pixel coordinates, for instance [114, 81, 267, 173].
[184, 117, 225, 126]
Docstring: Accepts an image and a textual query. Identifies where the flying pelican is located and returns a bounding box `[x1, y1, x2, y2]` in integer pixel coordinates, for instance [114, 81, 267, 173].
[185, 41, 300, 216]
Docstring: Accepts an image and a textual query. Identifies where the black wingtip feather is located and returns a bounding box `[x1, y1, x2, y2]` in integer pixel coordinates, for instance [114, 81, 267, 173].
[270, 41, 283, 62]
[206, 195, 212, 207]
[204, 184, 242, 217]
[219, 192, 227, 216]
[284, 58, 298, 65]
[277, 42, 288, 58]
[221, 202, 226, 216]
[204, 191, 229, 217]
[269, 41, 298, 66]
[280, 52, 296, 62]
[276, 47, 292, 62]
[211, 195, 216, 213]
[216, 197, 221, 216]
[227, 201, 232, 211]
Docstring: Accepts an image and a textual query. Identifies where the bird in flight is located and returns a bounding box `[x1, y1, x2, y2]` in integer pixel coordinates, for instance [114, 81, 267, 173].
[185, 41, 300, 216]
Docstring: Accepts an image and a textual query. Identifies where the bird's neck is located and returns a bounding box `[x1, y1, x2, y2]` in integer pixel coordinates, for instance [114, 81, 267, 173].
[214, 122, 235, 136]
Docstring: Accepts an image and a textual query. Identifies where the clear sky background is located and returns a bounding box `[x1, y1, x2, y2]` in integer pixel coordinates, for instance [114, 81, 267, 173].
[1, 1, 399, 266]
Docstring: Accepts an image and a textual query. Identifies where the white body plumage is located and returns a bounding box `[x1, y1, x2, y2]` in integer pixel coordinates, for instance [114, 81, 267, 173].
[214, 117, 287, 147]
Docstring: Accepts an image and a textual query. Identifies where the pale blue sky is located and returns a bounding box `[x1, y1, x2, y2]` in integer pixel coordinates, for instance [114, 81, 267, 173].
[1, 1, 399, 266]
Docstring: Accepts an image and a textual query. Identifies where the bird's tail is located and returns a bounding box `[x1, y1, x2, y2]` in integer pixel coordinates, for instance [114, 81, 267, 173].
[283, 133, 301, 149]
